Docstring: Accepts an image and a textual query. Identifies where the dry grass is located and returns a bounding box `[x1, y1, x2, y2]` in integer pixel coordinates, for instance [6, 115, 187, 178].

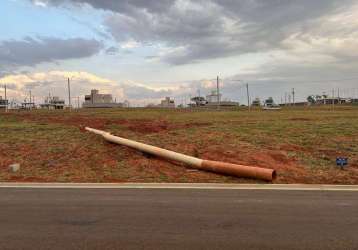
[0, 105, 357, 183]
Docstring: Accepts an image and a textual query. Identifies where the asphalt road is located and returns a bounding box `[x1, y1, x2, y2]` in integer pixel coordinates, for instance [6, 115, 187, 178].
[0, 187, 357, 250]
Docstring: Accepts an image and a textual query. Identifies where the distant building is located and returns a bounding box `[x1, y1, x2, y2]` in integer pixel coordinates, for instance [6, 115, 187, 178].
[123, 100, 130, 108]
[7, 100, 20, 110]
[280, 101, 308, 107]
[158, 97, 175, 108]
[190, 96, 207, 107]
[206, 90, 222, 103]
[205, 90, 239, 107]
[83, 89, 123, 108]
[264, 97, 275, 107]
[188, 91, 238, 108]
[351, 99, 358, 105]
[21, 102, 36, 110]
[315, 97, 350, 105]
[0, 96, 8, 109]
[40, 96, 65, 109]
[252, 98, 261, 107]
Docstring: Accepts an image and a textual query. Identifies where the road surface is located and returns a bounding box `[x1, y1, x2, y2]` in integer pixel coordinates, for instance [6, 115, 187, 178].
[0, 184, 357, 250]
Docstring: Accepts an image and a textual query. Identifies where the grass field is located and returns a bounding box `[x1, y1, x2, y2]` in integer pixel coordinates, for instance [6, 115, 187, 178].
[0, 106, 357, 184]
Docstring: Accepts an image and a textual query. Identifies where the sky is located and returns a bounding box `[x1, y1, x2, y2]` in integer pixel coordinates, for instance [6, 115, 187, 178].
[1, 0, 358, 106]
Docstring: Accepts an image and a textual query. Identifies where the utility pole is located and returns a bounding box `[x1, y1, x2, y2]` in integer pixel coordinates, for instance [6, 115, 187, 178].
[284, 92, 287, 106]
[29, 90, 32, 110]
[217, 76, 220, 110]
[77, 96, 80, 109]
[292, 88, 295, 106]
[4, 84, 8, 112]
[246, 83, 250, 111]
[332, 89, 335, 109]
[68, 77, 71, 110]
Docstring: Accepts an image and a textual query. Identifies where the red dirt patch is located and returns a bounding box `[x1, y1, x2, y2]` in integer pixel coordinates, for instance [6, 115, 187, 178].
[200, 145, 309, 183]
[123, 120, 211, 134]
[279, 143, 308, 152]
[8, 176, 50, 182]
[124, 120, 170, 133]
[7, 113, 211, 134]
[7, 113, 111, 130]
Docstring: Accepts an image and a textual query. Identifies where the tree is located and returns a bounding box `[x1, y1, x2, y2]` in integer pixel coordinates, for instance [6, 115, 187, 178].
[307, 95, 316, 104]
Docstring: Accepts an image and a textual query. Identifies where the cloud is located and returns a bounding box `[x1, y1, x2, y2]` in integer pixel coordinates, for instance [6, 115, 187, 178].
[0, 70, 221, 105]
[24, 0, 358, 103]
[122, 83, 173, 99]
[32, 0, 48, 7]
[0, 71, 182, 105]
[32, 0, 173, 13]
[0, 71, 116, 102]
[33, 0, 356, 65]
[105, 46, 119, 55]
[0, 37, 103, 71]
[120, 39, 141, 49]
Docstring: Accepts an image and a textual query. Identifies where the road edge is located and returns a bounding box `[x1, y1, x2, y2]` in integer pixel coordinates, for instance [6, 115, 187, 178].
[0, 183, 358, 191]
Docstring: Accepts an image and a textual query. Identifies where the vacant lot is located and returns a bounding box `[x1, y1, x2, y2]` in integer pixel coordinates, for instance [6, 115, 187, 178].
[0, 106, 357, 184]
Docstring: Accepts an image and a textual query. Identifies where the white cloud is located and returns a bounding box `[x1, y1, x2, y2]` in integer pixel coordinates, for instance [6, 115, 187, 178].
[0, 71, 120, 103]
[32, 0, 47, 7]
[18, 0, 358, 103]
[120, 39, 141, 49]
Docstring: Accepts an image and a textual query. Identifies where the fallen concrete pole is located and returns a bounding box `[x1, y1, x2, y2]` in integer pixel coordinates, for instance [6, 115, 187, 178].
[85, 127, 276, 181]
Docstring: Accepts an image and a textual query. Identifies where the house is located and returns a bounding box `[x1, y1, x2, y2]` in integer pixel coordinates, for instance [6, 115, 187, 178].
[83, 89, 123, 108]
[205, 90, 239, 107]
[0, 96, 8, 109]
[252, 98, 261, 107]
[315, 97, 349, 105]
[206, 90, 222, 103]
[158, 97, 175, 108]
[21, 102, 36, 110]
[40, 96, 65, 109]
[351, 99, 358, 105]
